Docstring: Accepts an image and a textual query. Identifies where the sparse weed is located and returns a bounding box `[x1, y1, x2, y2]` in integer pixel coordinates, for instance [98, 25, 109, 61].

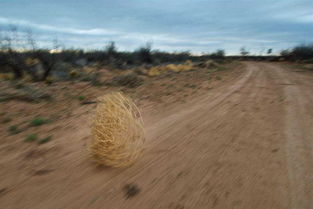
[30, 117, 48, 127]
[184, 84, 197, 88]
[78, 95, 86, 101]
[24, 134, 38, 142]
[8, 125, 22, 135]
[38, 136, 52, 144]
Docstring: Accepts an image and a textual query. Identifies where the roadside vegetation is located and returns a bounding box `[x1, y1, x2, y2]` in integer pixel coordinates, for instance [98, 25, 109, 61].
[0, 26, 230, 83]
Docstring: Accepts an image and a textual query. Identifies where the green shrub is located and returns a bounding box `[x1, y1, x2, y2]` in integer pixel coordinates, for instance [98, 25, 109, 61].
[38, 136, 52, 144]
[136, 43, 153, 64]
[30, 117, 48, 127]
[24, 134, 38, 142]
[281, 44, 313, 60]
[78, 95, 86, 101]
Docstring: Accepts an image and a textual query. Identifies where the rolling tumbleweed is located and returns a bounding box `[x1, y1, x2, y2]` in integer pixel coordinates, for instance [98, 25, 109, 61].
[90, 92, 145, 167]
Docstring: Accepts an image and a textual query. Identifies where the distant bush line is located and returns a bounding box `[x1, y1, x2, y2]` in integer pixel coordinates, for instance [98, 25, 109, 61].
[280, 44, 313, 61]
[0, 26, 312, 81]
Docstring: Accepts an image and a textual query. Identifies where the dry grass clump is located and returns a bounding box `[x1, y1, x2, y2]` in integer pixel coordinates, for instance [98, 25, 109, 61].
[0, 73, 14, 81]
[25, 57, 39, 67]
[90, 92, 145, 167]
[112, 73, 143, 88]
[197, 60, 218, 69]
[147, 61, 194, 76]
[147, 66, 162, 76]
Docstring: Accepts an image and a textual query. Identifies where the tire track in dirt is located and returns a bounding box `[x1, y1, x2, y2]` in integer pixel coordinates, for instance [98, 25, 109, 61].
[261, 63, 313, 209]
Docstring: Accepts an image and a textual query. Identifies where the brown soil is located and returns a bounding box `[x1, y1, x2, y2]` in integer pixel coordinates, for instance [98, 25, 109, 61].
[0, 62, 312, 209]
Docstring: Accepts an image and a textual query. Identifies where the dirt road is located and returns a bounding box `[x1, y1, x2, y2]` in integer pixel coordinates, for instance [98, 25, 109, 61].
[1, 62, 312, 209]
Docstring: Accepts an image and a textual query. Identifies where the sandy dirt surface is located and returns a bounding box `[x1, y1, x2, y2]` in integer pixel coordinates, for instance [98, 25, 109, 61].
[0, 62, 312, 209]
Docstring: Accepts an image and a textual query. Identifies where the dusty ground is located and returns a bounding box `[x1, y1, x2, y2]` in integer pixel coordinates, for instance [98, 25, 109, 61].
[0, 62, 312, 209]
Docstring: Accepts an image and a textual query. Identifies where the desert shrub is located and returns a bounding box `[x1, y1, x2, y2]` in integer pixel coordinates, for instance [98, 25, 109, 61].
[197, 60, 218, 69]
[291, 44, 313, 60]
[24, 134, 38, 142]
[147, 62, 194, 76]
[30, 117, 48, 126]
[38, 136, 52, 144]
[105, 41, 118, 60]
[0, 73, 14, 81]
[52, 62, 72, 79]
[69, 69, 79, 78]
[112, 73, 143, 88]
[133, 66, 147, 75]
[210, 49, 225, 59]
[136, 43, 153, 64]
[8, 125, 22, 134]
[282, 44, 313, 61]
[77, 95, 86, 101]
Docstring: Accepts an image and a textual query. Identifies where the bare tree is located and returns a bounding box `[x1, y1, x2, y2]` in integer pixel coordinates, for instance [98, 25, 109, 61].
[240, 47, 249, 56]
[267, 48, 272, 55]
[38, 37, 60, 81]
[0, 26, 60, 81]
[136, 42, 153, 64]
[0, 26, 26, 79]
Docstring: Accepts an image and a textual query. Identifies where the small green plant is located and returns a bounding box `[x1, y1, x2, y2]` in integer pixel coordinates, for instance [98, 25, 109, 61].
[30, 117, 48, 127]
[24, 134, 38, 142]
[8, 125, 22, 134]
[78, 95, 86, 101]
[38, 136, 52, 144]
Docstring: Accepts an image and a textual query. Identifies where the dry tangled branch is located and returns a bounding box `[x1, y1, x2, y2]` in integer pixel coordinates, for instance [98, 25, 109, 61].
[90, 92, 145, 167]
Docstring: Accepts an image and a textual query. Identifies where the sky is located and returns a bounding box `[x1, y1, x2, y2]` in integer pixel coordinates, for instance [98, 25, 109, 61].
[0, 0, 313, 55]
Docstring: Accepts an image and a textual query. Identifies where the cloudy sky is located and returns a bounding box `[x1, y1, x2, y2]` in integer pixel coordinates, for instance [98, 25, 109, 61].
[0, 0, 312, 55]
